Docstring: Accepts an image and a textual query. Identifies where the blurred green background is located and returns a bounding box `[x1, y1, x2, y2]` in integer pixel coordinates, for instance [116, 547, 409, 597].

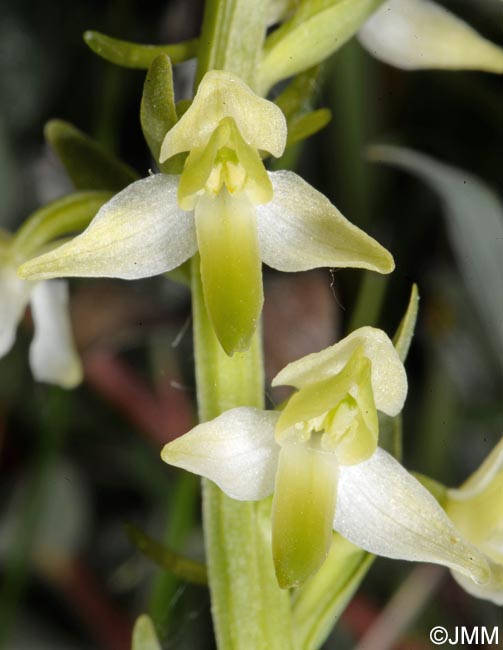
[0, 0, 501, 648]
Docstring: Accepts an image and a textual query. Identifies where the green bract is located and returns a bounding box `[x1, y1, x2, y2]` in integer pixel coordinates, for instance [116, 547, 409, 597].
[19, 71, 394, 356]
[83, 31, 198, 69]
[258, 0, 383, 93]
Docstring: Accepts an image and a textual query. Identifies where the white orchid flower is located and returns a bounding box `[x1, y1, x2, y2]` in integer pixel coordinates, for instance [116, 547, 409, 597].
[0, 232, 82, 388]
[444, 436, 503, 605]
[161, 326, 493, 593]
[359, 0, 503, 72]
[19, 71, 394, 356]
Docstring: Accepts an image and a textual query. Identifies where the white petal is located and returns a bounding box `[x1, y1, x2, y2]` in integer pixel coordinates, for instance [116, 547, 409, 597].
[18, 175, 197, 281]
[359, 0, 503, 72]
[0, 266, 32, 357]
[334, 448, 491, 586]
[29, 281, 82, 388]
[257, 171, 394, 274]
[161, 408, 280, 501]
[273, 327, 407, 417]
[451, 563, 503, 606]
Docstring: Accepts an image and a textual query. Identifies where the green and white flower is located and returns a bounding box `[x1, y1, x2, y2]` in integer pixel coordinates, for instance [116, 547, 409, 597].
[19, 71, 394, 356]
[359, 0, 503, 72]
[161, 326, 494, 594]
[444, 437, 503, 605]
[1, 231, 82, 388]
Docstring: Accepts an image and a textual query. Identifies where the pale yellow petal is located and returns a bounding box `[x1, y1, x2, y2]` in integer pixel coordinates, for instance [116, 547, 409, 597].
[160, 70, 287, 161]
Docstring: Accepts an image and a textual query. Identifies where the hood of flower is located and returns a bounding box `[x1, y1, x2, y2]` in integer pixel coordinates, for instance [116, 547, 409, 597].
[176, 116, 273, 211]
[159, 70, 287, 162]
[275, 346, 379, 466]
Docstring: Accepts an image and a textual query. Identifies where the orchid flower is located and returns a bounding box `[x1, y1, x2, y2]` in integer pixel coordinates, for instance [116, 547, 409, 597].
[0, 231, 82, 388]
[359, 0, 503, 72]
[444, 436, 503, 605]
[18, 71, 394, 356]
[161, 326, 493, 593]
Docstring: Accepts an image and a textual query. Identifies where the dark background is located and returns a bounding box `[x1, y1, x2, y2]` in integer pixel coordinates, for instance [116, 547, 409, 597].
[0, 1, 501, 648]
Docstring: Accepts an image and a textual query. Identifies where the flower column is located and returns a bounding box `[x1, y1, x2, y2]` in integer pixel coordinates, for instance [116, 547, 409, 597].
[192, 1, 293, 648]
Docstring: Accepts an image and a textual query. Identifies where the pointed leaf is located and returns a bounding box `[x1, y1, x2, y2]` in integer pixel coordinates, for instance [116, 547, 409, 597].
[125, 523, 207, 585]
[379, 284, 419, 459]
[83, 31, 198, 69]
[45, 120, 139, 191]
[273, 67, 322, 120]
[359, 0, 503, 72]
[369, 145, 503, 360]
[393, 283, 419, 363]
[258, 171, 394, 275]
[286, 109, 332, 147]
[18, 175, 197, 281]
[140, 56, 181, 174]
[195, 192, 264, 355]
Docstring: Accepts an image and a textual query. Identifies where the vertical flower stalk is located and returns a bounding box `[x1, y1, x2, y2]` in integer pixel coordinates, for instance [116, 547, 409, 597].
[193, 1, 293, 647]
[192, 257, 293, 648]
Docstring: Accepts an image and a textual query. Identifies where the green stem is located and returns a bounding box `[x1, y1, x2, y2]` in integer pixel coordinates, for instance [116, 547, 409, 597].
[192, 256, 293, 649]
[196, 0, 268, 89]
[191, 4, 293, 645]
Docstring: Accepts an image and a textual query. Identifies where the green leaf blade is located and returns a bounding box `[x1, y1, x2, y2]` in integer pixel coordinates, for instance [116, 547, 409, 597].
[286, 108, 332, 147]
[258, 0, 384, 93]
[140, 55, 180, 173]
[83, 31, 198, 69]
[45, 120, 139, 191]
[125, 522, 207, 586]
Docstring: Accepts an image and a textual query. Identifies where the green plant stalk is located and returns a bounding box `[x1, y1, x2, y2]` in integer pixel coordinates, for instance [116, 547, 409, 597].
[191, 2, 293, 646]
[192, 255, 293, 649]
[195, 0, 268, 89]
